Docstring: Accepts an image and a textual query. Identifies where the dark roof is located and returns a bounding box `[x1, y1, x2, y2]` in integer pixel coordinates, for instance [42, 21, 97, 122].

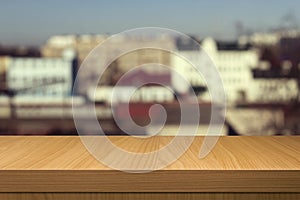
[175, 37, 253, 51]
[252, 68, 295, 79]
[0, 46, 41, 57]
[216, 41, 252, 51]
[175, 36, 200, 51]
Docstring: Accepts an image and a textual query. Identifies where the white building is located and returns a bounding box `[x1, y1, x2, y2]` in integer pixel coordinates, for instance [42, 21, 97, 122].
[248, 79, 298, 103]
[7, 49, 76, 97]
[172, 37, 259, 103]
[89, 86, 174, 103]
[172, 37, 298, 104]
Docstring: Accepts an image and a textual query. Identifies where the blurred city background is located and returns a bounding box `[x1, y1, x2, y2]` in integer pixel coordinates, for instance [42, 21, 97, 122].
[0, 1, 300, 136]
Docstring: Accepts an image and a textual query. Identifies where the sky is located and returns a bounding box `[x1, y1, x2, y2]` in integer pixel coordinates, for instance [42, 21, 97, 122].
[0, 0, 299, 46]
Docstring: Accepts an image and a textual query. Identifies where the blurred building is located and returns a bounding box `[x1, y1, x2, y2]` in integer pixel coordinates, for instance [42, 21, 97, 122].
[90, 86, 174, 104]
[203, 38, 259, 103]
[0, 56, 9, 91]
[0, 96, 10, 119]
[116, 49, 172, 73]
[280, 37, 300, 67]
[90, 65, 173, 103]
[42, 34, 175, 96]
[226, 108, 284, 135]
[172, 37, 259, 103]
[42, 34, 108, 61]
[6, 49, 76, 97]
[248, 78, 298, 103]
[238, 29, 300, 46]
[239, 33, 280, 46]
[0, 45, 40, 57]
[42, 35, 107, 94]
[172, 37, 299, 104]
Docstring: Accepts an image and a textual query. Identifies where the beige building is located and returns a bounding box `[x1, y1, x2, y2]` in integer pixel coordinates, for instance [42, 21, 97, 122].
[42, 34, 108, 61]
[0, 56, 10, 91]
[42, 34, 175, 95]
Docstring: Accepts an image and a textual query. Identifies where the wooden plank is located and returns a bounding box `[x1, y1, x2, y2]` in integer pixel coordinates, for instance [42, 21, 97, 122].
[0, 136, 299, 192]
[0, 192, 299, 200]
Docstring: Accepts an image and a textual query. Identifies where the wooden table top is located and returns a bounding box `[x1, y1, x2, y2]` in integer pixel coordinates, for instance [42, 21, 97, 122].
[0, 136, 299, 192]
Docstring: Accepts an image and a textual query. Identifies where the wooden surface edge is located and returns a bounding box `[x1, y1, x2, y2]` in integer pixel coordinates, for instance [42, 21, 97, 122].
[0, 192, 299, 200]
[0, 170, 299, 192]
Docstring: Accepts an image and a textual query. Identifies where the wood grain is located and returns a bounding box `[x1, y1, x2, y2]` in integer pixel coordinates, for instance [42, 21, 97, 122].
[0, 193, 299, 200]
[0, 136, 299, 193]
